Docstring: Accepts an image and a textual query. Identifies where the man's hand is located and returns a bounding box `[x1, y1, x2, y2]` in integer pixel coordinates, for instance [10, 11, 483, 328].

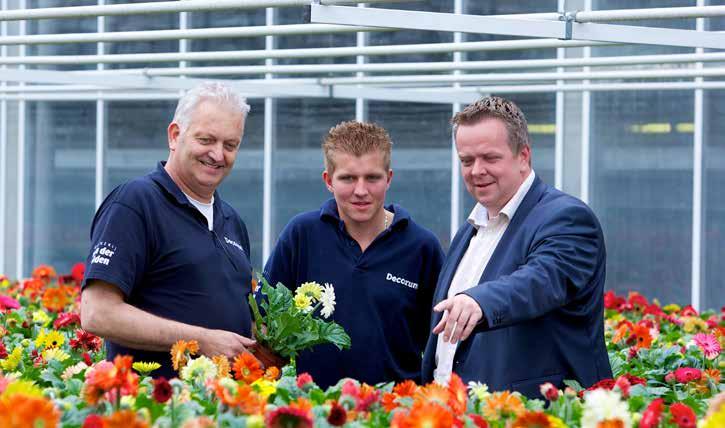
[198, 329, 256, 359]
[432, 294, 483, 343]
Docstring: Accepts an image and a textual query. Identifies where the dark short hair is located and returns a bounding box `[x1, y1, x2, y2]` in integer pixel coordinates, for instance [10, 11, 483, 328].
[452, 96, 531, 154]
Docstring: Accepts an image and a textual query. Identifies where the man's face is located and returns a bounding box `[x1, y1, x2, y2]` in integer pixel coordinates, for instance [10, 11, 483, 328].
[455, 117, 531, 217]
[323, 150, 392, 228]
[166, 100, 245, 201]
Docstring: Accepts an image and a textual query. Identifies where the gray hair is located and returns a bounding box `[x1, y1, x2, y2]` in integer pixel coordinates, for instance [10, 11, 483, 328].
[173, 81, 251, 134]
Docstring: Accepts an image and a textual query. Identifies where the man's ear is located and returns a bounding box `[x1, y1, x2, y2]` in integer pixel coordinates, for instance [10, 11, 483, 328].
[323, 170, 334, 193]
[167, 122, 181, 151]
[386, 169, 393, 190]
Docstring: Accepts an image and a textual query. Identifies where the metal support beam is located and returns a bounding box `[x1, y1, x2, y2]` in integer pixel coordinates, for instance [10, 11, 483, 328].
[311, 4, 725, 50]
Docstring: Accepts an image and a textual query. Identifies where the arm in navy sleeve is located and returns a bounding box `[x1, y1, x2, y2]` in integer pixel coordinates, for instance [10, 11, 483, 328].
[462, 203, 604, 331]
[415, 238, 445, 348]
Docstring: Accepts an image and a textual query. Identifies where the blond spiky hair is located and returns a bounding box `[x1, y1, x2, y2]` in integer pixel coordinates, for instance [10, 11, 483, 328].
[322, 121, 393, 174]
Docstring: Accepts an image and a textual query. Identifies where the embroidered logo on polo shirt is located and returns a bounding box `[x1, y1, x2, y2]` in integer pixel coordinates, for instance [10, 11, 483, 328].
[91, 242, 117, 266]
[224, 236, 245, 254]
[385, 273, 418, 290]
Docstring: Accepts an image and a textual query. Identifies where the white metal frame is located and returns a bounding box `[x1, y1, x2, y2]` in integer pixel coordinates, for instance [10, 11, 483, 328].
[0, 0, 720, 309]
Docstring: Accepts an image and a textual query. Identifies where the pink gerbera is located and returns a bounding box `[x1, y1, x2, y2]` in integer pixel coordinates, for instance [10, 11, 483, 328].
[693, 333, 722, 359]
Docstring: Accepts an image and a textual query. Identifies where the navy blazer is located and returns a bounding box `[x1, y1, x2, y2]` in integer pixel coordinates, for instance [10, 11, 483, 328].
[421, 176, 612, 398]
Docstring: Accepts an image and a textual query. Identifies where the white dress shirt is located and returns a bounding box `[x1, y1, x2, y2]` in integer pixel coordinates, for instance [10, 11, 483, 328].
[433, 170, 536, 385]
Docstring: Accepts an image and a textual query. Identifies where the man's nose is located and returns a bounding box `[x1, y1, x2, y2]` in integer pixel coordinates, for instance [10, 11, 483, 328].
[353, 178, 368, 195]
[471, 159, 488, 176]
[208, 143, 223, 162]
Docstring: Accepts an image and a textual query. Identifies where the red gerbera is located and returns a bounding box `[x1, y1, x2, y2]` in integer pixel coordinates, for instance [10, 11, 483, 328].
[296, 372, 313, 388]
[327, 401, 347, 426]
[54, 312, 81, 329]
[71, 262, 86, 285]
[70, 329, 103, 352]
[82, 414, 104, 428]
[670, 402, 696, 428]
[680, 305, 698, 317]
[639, 398, 664, 428]
[673, 367, 702, 384]
[604, 290, 625, 310]
[152, 377, 173, 403]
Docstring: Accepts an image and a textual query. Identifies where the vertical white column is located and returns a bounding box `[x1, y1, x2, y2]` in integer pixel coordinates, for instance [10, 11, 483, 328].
[580, 0, 592, 204]
[355, 3, 367, 122]
[262, 7, 275, 264]
[0, 0, 7, 273]
[16, 0, 26, 278]
[554, 0, 565, 190]
[450, 0, 462, 239]
[95, 0, 105, 208]
[691, 0, 704, 311]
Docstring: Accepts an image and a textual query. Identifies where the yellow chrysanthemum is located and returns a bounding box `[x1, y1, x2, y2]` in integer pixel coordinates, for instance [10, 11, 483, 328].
[34, 329, 48, 348]
[663, 303, 681, 313]
[42, 348, 70, 362]
[294, 293, 312, 312]
[246, 415, 264, 428]
[296, 281, 323, 300]
[1, 347, 23, 371]
[42, 330, 65, 349]
[683, 316, 708, 334]
[0, 277, 9, 289]
[251, 378, 277, 399]
[133, 361, 161, 374]
[702, 404, 725, 428]
[32, 310, 51, 326]
[0, 380, 43, 400]
[548, 415, 568, 428]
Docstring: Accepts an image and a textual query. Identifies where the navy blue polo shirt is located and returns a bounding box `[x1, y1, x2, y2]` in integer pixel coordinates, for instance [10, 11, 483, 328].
[263, 198, 444, 388]
[83, 161, 253, 379]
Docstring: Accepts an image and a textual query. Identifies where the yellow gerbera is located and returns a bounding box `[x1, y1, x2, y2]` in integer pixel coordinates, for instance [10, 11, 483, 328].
[702, 403, 725, 428]
[296, 281, 323, 300]
[547, 415, 568, 428]
[294, 293, 312, 312]
[133, 361, 161, 374]
[32, 310, 51, 326]
[663, 303, 681, 313]
[683, 316, 708, 334]
[42, 348, 70, 362]
[34, 329, 48, 348]
[1, 347, 23, 371]
[251, 378, 277, 399]
[42, 330, 65, 349]
[0, 380, 43, 400]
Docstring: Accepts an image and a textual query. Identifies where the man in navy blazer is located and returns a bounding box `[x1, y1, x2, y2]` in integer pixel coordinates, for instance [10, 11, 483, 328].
[421, 96, 612, 398]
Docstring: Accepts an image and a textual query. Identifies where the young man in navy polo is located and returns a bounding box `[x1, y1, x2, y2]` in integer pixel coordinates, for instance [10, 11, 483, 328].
[81, 82, 256, 379]
[263, 121, 444, 388]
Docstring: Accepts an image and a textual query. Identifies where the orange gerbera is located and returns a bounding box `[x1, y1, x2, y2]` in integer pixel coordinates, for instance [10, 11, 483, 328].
[612, 324, 630, 344]
[512, 411, 553, 428]
[170, 340, 199, 371]
[213, 380, 266, 414]
[212, 355, 231, 378]
[264, 366, 281, 380]
[381, 393, 399, 412]
[103, 410, 149, 428]
[232, 352, 264, 384]
[482, 391, 526, 420]
[41, 287, 70, 313]
[391, 401, 454, 428]
[0, 393, 61, 427]
[21, 278, 45, 299]
[631, 324, 653, 349]
[32, 264, 57, 284]
[597, 420, 625, 428]
[394, 380, 419, 397]
[447, 373, 468, 415]
[415, 382, 451, 406]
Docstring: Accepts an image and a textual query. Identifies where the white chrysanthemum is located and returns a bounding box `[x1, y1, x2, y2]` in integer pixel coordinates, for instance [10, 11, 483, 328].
[180, 355, 217, 383]
[581, 389, 632, 428]
[319, 283, 336, 319]
[467, 381, 491, 401]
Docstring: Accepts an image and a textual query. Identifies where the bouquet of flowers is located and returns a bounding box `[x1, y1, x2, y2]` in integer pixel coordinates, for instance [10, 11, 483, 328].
[247, 276, 351, 368]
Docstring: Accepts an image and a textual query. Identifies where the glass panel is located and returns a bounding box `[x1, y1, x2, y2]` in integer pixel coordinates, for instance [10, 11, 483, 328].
[271, 99, 356, 239]
[703, 90, 725, 311]
[368, 101, 452, 247]
[26, 0, 96, 72]
[24, 102, 96, 275]
[106, 0, 179, 69]
[591, 91, 693, 305]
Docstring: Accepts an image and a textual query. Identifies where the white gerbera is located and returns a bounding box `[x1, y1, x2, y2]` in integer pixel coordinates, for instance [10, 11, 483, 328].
[319, 283, 336, 318]
[581, 389, 632, 428]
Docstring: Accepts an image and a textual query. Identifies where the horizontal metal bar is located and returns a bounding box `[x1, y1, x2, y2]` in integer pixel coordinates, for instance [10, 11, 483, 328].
[571, 21, 725, 50]
[75, 51, 725, 77]
[574, 5, 725, 22]
[0, 24, 391, 46]
[311, 4, 566, 39]
[0, 0, 398, 21]
[0, 39, 610, 65]
[5, 81, 725, 102]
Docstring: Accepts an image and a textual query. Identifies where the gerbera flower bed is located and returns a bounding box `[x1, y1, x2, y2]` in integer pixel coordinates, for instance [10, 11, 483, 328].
[0, 265, 723, 427]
